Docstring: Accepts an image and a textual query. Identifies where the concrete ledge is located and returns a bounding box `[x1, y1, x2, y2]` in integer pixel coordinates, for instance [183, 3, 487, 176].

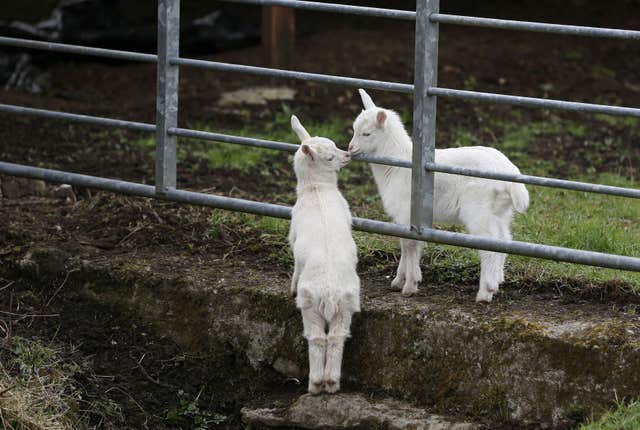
[241, 393, 478, 429]
[3, 246, 640, 427]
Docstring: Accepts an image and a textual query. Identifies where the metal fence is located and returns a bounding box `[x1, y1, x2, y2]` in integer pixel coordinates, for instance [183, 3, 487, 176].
[1, 0, 640, 273]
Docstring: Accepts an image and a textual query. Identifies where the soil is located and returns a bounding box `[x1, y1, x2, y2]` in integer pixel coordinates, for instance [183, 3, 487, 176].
[1, 1, 640, 428]
[1, 192, 638, 429]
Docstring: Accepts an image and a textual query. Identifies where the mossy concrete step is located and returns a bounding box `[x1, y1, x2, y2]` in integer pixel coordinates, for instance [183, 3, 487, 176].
[241, 393, 478, 429]
[6, 247, 640, 428]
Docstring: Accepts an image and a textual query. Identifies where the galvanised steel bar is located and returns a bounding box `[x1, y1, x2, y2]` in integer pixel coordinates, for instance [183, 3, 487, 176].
[1, 160, 640, 272]
[0, 103, 638, 199]
[410, 0, 439, 231]
[169, 127, 412, 168]
[171, 131, 640, 200]
[222, 0, 416, 20]
[430, 14, 640, 40]
[351, 217, 640, 272]
[0, 103, 156, 132]
[425, 162, 640, 199]
[429, 87, 640, 118]
[0, 36, 157, 62]
[156, 0, 181, 194]
[169, 127, 300, 153]
[170, 58, 415, 93]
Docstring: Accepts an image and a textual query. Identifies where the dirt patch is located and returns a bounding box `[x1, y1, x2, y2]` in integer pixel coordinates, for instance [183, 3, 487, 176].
[0, 264, 305, 429]
[1, 1, 639, 187]
[1, 3, 639, 427]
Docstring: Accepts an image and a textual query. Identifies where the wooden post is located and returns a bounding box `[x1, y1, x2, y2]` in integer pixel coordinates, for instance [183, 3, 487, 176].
[262, 6, 295, 69]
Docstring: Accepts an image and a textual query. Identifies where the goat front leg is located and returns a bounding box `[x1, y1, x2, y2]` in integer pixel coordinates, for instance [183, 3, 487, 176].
[302, 308, 326, 394]
[390, 239, 407, 290]
[401, 240, 423, 296]
[324, 311, 353, 393]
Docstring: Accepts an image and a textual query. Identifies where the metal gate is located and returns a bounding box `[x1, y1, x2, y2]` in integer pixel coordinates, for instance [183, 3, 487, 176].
[1, 0, 639, 272]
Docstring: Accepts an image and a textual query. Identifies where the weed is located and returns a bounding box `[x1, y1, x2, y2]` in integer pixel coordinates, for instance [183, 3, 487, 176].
[0, 336, 123, 429]
[165, 389, 226, 430]
[579, 398, 640, 430]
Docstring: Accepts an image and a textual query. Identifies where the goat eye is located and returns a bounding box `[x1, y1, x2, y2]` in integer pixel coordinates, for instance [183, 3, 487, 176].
[362, 132, 371, 137]
[327, 156, 335, 161]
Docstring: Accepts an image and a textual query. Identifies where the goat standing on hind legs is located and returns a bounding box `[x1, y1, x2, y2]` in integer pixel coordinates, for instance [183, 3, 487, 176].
[288, 115, 360, 394]
[348, 89, 529, 302]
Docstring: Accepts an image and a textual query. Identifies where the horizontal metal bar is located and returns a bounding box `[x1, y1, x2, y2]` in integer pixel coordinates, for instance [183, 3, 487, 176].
[0, 103, 156, 132]
[169, 127, 300, 153]
[352, 217, 640, 272]
[430, 13, 640, 40]
[174, 128, 640, 199]
[1, 161, 639, 272]
[169, 127, 411, 168]
[425, 162, 640, 199]
[1, 104, 637, 199]
[429, 87, 640, 118]
[0, 36, 157, 62]
[222, 0, 416, 20]
[171, 128, 640, 199]
[170, 58, 414, 93]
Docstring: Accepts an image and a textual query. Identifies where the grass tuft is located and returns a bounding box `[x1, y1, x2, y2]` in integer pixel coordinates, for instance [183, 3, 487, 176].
[579, 399, 640, 430]
[0, 336, 122, 429]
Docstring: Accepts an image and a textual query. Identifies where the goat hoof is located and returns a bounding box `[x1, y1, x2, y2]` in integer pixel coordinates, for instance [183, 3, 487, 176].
[324, 379, 340, 393]
[401, 286, 418, 297]
[390, 277, 405, 291]
[308, 381, 323, 395]
[475, 290, 494, 303]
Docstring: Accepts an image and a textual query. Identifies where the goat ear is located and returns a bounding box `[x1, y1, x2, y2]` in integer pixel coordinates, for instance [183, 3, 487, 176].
[291, 115, 311, 142]
[376, 110, 387, 128]
[358, 88, 376, 110]
[301, 144, 316, 161]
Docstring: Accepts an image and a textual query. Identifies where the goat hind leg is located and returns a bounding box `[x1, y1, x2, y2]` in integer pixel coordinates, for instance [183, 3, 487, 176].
[324, 311, 353, 393]
[391, 239, 407, 290]
[401, 240, 423, 296]
[476, 250, 503, 302]
[461, 211, 503, 302]
[302, 308, 326, 394]
[496, 220, 512, 285]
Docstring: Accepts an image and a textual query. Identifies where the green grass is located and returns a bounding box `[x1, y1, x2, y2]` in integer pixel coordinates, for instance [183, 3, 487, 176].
[131, 107, 352, 174]
[187, 109, 639, 290]
[131, 129, 270, 173]
[580, 399, 640, 430]
[0, 336, 122, 429]
[508, 173, 640, 286]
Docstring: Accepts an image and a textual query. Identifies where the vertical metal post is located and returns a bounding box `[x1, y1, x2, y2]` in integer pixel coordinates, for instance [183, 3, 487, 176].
[156, 0, 180, 194]
[411, 0, 439, 230]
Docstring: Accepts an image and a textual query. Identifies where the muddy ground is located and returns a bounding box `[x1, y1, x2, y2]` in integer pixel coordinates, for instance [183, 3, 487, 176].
[1, 1, 640, 428]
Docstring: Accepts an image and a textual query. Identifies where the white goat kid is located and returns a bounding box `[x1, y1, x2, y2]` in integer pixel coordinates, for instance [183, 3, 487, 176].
[289, 115, 361, 394]
[348, 90, 529, 303]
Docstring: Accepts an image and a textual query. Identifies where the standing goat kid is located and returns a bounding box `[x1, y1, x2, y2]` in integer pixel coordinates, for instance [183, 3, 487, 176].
[348, 90, 529, 302]
[289, 115, 360, 394]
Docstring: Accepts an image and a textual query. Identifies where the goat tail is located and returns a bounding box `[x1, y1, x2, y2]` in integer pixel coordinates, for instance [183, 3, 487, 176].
[319, 298, 338, 323]
[509, 182, 530, 213]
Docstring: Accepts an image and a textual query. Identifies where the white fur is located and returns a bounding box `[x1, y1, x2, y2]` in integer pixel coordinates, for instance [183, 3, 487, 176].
[349, 90, 529, 302]
[289, 115, 360, 394]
